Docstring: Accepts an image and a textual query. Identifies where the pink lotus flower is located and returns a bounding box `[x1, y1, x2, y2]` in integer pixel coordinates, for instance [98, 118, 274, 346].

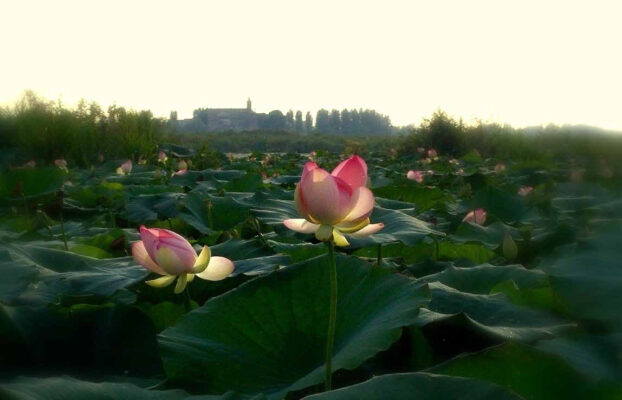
[407, 170, 424, 183]
[158, 151, 167, 162]
[116, 159, 132, 175]
[132, 226, 234, 293]
[463, 208, 487, 225]
[494, 163, 506, 173]
[427, 149, 437, 158]
[283, 155, 384, 247]
[518, 186, 534, 197]
[55, 159, 67, 169]
[309, 150, 317, 160]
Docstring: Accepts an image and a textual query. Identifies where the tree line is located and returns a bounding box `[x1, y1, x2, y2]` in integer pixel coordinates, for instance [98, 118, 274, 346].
[184, 107, 393, 135]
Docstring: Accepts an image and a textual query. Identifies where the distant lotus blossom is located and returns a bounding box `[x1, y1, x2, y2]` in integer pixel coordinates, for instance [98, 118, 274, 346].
[309, 151, 317, 160]
[407, 170, 424, 183]
[417, 147, 425, 154]
[518, 186, 534, 197]
[23, 160, 36, 168]
[132, 226, 234, 293]
[227, 152, 233, 161]
[494, 163, 506, 173]
[158, 151, 167, 163]
[449, 159, 459, 165]
[283, 155, 383, 247]
[178, 160, 188, 171]
[261, 171, 268, 180]
[427, 149, 438, 158]
[463, 208, 487, 225]
[55, 159, 67, 169]
[456, 168, 465, 175]
[426, 170, 434, 176]
[174, 168, 188, 176]
[117, 159, 133, 175]
[138, 157, 147, 165]
[421, 158, 432, 164]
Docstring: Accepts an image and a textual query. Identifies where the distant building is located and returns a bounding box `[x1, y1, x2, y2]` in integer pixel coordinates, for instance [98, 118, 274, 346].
[173, 98, 266, 133]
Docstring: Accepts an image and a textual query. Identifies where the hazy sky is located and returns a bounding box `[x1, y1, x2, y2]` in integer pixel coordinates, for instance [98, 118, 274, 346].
[2, 0, 621, 129]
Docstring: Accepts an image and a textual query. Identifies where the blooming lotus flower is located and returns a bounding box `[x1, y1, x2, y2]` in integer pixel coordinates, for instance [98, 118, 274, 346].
[132, 226, 234, 293]
[116, 159, 132, 175]
[518, 186, 534, 197]
[463, 208, 487, 225]
[407, 170, 424, 183]
[283, 155, 384, 247]
[158, 151, 167, 163]
[427, 149, 437, 158]
[55, 159, 67, 171]
[178, 160, 188, 171]
[309, 150, 317, 161]
[494, 163, 506, 173]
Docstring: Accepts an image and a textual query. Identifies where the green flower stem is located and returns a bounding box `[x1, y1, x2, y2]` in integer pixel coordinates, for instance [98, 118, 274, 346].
[325, 240, 338, 391]
[376, 243, 382, 266]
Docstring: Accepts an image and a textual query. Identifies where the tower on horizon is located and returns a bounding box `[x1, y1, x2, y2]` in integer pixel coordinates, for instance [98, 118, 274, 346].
[247, 97, 252, 111]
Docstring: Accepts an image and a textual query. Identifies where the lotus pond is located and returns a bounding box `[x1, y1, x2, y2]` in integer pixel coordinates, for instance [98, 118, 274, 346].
[0, 149, 621, 399]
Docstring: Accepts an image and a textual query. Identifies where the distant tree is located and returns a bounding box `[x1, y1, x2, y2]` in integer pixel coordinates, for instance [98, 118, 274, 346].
[260, 110, 286, 131]
[341, 109, 352, 135]
[328, 109, 341, 134]
[350, 109, 361, 133]
[169, 111, 178, 121]
[305, 112, 313, 134]
[315, 109, 330, 133]
[285, 110, 294, 131]
[295, 110, 304, 133]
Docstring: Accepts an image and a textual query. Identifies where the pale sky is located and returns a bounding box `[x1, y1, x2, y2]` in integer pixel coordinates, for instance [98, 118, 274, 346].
[1, 0, 621, 130]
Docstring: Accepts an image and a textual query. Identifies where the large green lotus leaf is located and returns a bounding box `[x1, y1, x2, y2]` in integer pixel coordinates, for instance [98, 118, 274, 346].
[105, 171, 158, 185]
[0, 303, 162, 378]
[418, 263, 547, 295]
[353, 241, 496, 265]
[209, 238, 290, 276]
[415, 282, 573, 342]
[451, 221, 520, 249]
[2, 244, 148, 301]
[373, 183, 448, 211]
[0, 249, 38, 304]
[0, 376, 190, 400]
[429, 342, 622, 400]
[466, 188, 528, 222]
[160, 143, 197, 158]
[158, 254, 429, 398]
[223, 172, 264, 192]
[303, 372, 521, 400]
[347, 207, 442, 248]
[540, 223, 622, 327]
[126, 193, 183, 223]
[179, 193, 250, 233]
[169, 169, 245, 187]
[0, 167, 66, 201]
[536, 334, 622, 382]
